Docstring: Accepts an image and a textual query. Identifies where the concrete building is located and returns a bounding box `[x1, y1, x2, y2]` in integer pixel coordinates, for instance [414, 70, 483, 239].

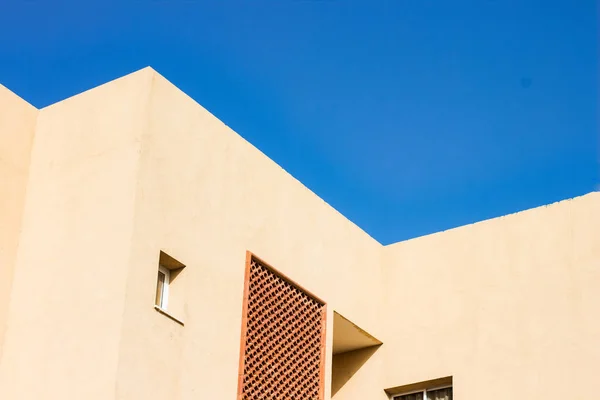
[0, 67, 598, 400]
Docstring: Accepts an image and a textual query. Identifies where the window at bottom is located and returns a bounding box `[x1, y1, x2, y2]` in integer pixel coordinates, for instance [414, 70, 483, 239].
[394, 387, 452, 400]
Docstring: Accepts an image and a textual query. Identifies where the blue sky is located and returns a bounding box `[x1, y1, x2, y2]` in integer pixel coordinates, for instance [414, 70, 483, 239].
[1, 0, 597, 244]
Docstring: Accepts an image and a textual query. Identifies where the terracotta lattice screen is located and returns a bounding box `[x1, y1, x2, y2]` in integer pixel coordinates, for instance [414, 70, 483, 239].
[237, 253, 327, 400]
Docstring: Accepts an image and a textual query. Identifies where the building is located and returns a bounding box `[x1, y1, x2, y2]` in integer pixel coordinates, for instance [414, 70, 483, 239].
[0, 67, 598, 400]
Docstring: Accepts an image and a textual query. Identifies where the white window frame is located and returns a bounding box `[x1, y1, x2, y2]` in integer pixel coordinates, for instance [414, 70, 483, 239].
[392, 385, 452, 400]
[157, 265, 170, 310]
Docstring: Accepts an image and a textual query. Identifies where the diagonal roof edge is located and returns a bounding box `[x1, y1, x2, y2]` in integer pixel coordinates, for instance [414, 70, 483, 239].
[2, 67, 596, 247]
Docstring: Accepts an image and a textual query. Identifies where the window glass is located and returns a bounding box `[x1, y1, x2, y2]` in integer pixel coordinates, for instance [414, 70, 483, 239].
[155, 270, 166, 307]
[394, 387, 452, 400]
[427, 388, 452, 400]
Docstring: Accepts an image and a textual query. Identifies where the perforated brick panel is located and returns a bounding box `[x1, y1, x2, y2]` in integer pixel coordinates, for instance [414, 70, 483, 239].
[238, 255, 326, 400]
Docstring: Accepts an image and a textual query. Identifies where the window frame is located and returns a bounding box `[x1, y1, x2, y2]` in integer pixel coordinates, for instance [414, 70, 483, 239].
[156, 265, 171, 310]
[392, 385, 452, 400]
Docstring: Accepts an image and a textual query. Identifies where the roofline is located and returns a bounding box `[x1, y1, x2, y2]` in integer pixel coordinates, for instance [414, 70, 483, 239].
[4, 68, 596, 247]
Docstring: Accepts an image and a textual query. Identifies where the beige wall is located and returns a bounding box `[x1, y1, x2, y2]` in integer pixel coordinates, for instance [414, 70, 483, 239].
[0, 85, 38, 360]
[0, 68, 598, 400]
[0, 71, 153, 399]
[114, 71, 384, 400]
[382, 193, 600, 399]
[0, 69, 385, 399]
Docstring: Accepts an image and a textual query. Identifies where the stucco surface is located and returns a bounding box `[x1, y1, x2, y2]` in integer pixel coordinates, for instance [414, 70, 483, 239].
[0, 71, 153, 399]
[114, 71, 384, 400]
[0, 85, 37, 361]
[0, 68, 597, 400]
[382, 193, 600, 399]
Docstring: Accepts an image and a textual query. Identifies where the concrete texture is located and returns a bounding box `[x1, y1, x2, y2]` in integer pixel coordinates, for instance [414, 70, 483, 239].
[383, 193, 600, 399]
[0, 68, 597, 400]
[0, 85, 38, 362]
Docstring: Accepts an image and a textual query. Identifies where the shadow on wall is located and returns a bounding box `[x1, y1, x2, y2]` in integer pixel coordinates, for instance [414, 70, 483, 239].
[331, 344, 381, 397]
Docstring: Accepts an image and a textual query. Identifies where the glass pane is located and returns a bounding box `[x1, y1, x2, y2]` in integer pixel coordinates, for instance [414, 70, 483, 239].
[426, 388, 452, 400]
[155, 271, 165, 307]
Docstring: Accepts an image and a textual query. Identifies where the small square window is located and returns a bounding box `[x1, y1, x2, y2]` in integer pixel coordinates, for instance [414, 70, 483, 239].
[153, 251, 186, 325]
[155, 265, 170, 310]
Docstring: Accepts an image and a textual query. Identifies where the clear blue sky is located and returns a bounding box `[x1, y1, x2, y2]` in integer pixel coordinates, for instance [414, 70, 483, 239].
[1, 0, 597, 244]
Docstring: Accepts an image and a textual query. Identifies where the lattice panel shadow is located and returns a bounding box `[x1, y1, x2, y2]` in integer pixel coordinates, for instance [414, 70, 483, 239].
[238, 255, 326, 400]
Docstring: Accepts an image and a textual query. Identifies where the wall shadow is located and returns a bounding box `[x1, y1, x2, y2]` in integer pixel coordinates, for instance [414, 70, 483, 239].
[331, 344, 381, 397]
